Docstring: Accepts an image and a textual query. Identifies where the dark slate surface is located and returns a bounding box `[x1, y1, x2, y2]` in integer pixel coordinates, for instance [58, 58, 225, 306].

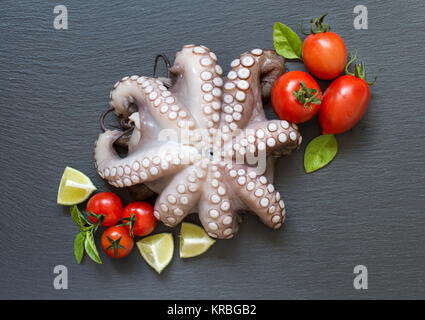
[0, 0, 424, 299]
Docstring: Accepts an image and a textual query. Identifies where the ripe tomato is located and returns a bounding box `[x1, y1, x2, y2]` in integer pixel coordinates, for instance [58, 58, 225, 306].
[319, 74, 370, 134]
[86, 192, 123, 227]
[302, 31, 347, 80]
[121, 202, 157, 237]
[101, 225, 134, 259]
[271, 71, 322, 124]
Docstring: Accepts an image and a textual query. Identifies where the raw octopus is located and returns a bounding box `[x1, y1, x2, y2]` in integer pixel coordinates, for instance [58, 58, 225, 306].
[94, 44, 301, 239]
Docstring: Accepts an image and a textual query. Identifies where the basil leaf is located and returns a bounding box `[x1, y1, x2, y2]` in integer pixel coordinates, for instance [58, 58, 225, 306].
[304, 134, 338, 173]
[84, 231, 102, 264]
[74, 232, 86, 264]
[71, 205, 83, 227]
[273, 22, 303, 60]
[70, 205, 91, 231]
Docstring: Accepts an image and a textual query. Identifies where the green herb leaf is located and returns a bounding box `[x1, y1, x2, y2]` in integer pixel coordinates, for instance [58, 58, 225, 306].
[84, 231, 102, 264]
[74, 232, 86, 264]
[273, 22, 303, 60]
[71, 205, 83, 227]
[304, 134, 338, 173]
[70, 205, 92, 231]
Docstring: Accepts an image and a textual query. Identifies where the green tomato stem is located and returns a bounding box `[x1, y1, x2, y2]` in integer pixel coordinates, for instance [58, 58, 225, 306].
[105, 236, 127, 259]
[293, 81, 322, 109]
[345, 49, 384, 86]
[304, 13, 331, 35]
[117, 213, 137, 237]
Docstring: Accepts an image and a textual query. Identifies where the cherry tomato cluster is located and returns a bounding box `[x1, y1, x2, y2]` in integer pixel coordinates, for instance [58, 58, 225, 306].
[87, 192, 157, 259]
[272, 14, 379, 134]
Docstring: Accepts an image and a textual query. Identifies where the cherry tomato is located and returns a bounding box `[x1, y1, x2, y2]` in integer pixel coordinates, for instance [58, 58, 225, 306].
[319, 74, 370, 134]
[101, 225, 134, 259]
[302, 31, 347, 80]
[271, 71, 322, 124]
[122, 202, 157, 237]
[87, 192, 123, 227]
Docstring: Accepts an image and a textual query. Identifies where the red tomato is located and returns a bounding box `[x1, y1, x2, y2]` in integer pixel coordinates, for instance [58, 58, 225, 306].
[122, 202, 157, 237]
[271, 71, 322, 124]
[86, 192, 123, 227]
[319, 74, 370, 134]
[302, 32, 347, 80]
[101, 225, 134, 259]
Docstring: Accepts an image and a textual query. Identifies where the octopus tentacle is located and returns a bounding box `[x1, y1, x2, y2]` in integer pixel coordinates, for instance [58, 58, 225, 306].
[198, 164, 240, 239]
[223, 164, 286, 229]
[220, 49, 285, 135]
[110, 76, 197, 131]
[94, 133, 197, 187]
[171, 45, 223, 133]
[221, 49, 263, 132]
[230, 120, 302, 160]
[153, 162, 206, 227]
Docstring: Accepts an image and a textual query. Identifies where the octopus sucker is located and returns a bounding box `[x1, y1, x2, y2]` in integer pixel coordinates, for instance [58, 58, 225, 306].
[198, 169, 240, 239]
[230, 120, 301, 160]
[223, 164, 285, 229]
[94, 44, 300, 239]
[154, 165, 203, 227]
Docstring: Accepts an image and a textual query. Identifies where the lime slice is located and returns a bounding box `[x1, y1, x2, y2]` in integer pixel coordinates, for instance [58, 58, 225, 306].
[136, 233, 174, 274]
[57, 166, 97, 205]
[179, 222, 216, 258]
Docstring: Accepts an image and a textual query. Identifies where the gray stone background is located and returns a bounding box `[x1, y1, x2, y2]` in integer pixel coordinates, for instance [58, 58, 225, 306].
[0, 0, 424, 299]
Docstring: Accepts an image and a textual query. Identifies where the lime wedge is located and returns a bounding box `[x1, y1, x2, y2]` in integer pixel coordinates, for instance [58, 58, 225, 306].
[57, 166, 96, 205]
[136, 233, 174, 274]
[179, 222, 216, 258]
